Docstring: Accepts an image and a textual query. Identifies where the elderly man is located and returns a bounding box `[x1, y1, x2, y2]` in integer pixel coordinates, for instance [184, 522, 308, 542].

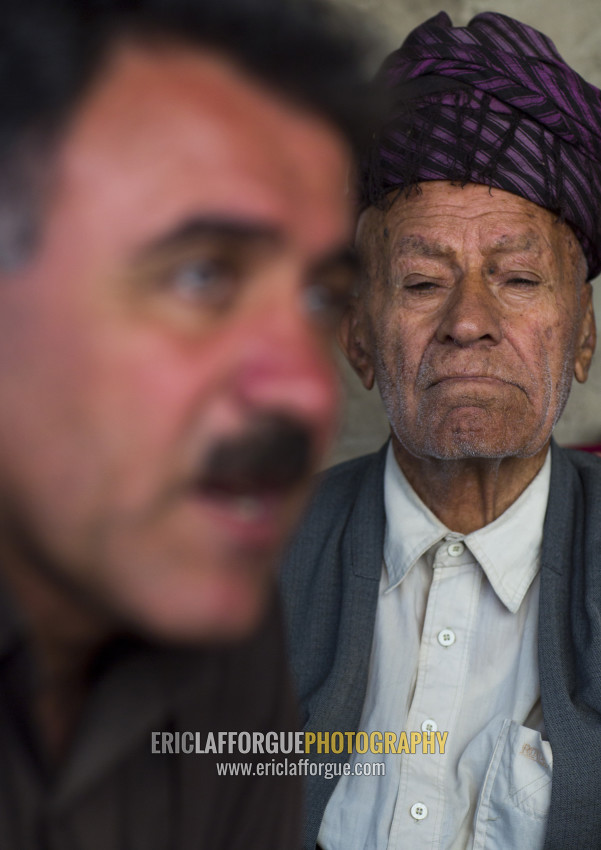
[281, 12, 601, 850]
[0, 0, 370, 846]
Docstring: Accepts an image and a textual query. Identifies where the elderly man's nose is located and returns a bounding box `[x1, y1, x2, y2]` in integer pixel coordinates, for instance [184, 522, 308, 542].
[436, 276, 502, 347]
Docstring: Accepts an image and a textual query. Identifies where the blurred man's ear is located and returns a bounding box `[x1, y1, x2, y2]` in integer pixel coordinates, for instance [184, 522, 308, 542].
[338, 300, 375, 390]
[574, 284, 596, 384]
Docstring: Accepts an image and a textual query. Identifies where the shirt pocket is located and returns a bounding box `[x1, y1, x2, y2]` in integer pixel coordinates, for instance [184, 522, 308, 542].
[473, 719, 552, 850]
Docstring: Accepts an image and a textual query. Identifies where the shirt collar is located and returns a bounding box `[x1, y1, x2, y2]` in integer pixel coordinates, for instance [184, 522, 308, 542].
[383, 443, 448, 588]
[383, 444, 551, 613]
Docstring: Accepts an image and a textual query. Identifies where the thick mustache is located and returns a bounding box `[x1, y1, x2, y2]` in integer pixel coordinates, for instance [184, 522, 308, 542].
[197, 414, 314, 494]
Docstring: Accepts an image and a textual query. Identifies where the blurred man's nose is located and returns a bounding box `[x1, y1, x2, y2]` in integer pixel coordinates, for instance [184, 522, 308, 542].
[234, 288, 340, 441]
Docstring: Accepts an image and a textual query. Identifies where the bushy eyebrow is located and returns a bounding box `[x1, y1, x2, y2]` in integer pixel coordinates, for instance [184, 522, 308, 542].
[395, 235, 454, 259]
[488, 233, 543, 256]
[394, 232, 545, 260]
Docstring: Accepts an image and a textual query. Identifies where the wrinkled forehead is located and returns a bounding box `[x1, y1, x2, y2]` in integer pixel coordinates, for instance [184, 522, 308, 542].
[356, 182, 586, 283]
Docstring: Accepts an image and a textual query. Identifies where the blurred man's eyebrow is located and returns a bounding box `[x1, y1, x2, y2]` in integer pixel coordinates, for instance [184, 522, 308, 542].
[313, 245, 359, 275]
[134, 217, 357, 274]
[135, 217, 284, 257]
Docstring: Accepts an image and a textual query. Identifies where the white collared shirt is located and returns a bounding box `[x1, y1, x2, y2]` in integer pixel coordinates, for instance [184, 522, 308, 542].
[318, 444, 552, 850]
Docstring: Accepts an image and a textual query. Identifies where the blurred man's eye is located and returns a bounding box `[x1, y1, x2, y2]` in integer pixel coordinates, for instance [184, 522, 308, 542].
[133, 226, 275, 316]
[169, 259, 237, 308]
[304, 252, 358, 329]
[303, 281, 350, 328]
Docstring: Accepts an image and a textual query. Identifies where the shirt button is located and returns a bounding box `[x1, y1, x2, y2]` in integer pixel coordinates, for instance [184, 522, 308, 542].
[438, 628, 456, 647]
[410, 802, 428, 821]
[421, 718, 438, 733]
[447, 541, 465, 557]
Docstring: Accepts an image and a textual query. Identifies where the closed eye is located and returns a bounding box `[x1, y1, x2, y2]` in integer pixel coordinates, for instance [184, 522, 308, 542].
[405, 280, 440, 291]
[507, 277, 540, 286]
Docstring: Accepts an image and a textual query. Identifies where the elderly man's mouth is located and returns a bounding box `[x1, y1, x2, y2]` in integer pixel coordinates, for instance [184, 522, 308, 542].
[429, 375, 517, 389]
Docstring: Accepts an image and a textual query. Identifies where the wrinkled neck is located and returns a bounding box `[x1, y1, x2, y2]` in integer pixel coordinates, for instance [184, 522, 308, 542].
[392, 439, 550, 534]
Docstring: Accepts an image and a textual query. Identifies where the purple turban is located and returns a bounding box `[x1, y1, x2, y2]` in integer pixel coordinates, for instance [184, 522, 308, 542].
[361, 12, 601, 279]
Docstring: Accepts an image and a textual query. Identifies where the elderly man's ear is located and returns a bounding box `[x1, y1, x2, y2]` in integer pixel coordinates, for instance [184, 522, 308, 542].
[574, 284, 596, 384]
[338, 301, 375, 390]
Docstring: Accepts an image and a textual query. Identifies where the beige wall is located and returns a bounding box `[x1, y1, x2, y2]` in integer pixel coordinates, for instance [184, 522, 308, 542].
[328, 0, 601, 465]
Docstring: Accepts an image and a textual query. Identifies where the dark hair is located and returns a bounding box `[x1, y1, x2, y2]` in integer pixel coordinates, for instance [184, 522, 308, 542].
[0, 0, 375, 267]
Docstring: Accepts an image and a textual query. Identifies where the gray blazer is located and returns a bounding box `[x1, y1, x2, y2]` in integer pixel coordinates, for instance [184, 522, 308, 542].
[281, 441, 601, 850]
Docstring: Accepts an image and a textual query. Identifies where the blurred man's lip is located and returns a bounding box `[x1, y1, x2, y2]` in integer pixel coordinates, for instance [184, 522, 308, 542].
[189, 487, 293, 548]
[187, 414, 316, 547]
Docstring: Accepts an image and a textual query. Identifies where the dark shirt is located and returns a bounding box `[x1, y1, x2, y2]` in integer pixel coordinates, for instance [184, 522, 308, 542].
[0, 586, 301, 849]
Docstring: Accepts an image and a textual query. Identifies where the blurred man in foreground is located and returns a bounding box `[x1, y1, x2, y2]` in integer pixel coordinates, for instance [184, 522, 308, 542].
[282, 12, 601, 850]
[0, 0, 370, 845]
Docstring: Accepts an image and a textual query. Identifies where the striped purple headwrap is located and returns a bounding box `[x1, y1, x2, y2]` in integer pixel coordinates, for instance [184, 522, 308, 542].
[361, 11, 601, 279]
